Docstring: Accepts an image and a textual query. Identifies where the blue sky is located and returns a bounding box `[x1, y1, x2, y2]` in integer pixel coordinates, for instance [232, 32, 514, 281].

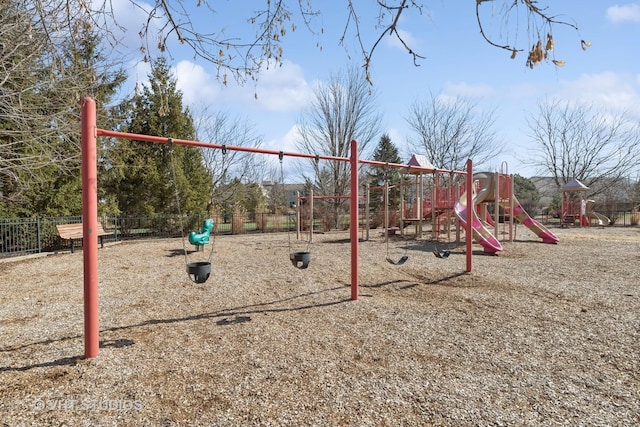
[108, 1, 640, 179]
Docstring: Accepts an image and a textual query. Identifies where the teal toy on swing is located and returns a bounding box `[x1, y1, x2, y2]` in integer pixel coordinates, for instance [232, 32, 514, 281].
[189, 218, 214, 249]
[168, 138, 216, 284]
[186, 219, 214, 283]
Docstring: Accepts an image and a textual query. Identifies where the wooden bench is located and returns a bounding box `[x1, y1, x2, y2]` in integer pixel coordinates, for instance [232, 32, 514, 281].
[56, 223, 113, 253]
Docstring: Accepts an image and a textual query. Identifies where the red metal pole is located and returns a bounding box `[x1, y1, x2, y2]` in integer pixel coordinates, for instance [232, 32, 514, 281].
[81, 97, 100, 358]
[350, 140, 359, 300]
[96, 129, 349, 163]
[466, 158, 473, 273]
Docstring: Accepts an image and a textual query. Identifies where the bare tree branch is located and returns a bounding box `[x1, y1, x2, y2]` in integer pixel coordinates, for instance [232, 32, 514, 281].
[527, 99, 640, 196]
[406, 92, 503, 172]
[296, 67, 382, 226]
[193, 108, 266, 210]
[29, 1, 589, 86]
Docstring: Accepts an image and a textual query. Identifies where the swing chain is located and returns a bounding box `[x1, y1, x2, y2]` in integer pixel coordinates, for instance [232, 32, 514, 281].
[168, 138, 190, 267]
[280, 151, 312, 269]
[280, 151, 292, 251]
[384, 162, 410, 265]
[168, 138, 216, 281]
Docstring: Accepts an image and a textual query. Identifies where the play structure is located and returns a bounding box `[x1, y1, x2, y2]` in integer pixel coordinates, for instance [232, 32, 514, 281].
[560, 179, 610, 227]
[76, 96, 567, 359]
[586, 200, 611, 226]
[364, 160, 559, 254]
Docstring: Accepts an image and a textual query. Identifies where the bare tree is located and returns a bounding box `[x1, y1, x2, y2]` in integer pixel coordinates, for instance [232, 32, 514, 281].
[31, 1, 589, 85]
[193, 108, 266, 213]
[296, 67, 382, 227]
[406, 93, 502, 172]
[527, 99, 640, 196]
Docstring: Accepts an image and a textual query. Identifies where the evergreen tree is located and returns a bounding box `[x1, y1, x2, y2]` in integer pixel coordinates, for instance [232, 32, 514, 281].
[215, 179, 267, 215]
[513, 174, 541, 215]
[367, 134, 403, 216]
[32, 27, 126, 216]
[0, 6, 126, 216]
[104, 57, 212, 216]
[368, 134, 403, 186]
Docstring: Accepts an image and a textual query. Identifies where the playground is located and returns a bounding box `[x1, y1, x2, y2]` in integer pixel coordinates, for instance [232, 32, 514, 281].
[1, 225, 638, 425]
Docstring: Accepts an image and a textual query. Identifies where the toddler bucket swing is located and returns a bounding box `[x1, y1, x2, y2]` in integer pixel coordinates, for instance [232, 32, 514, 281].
[185, 218, 215, 282]
[290, 250, 311, 269]
[169, 138, 215, 284]
[280, 151, 312, 269]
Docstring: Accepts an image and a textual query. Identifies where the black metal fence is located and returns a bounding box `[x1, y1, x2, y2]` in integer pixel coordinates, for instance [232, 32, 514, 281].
[3, 210, 637, 259]
[0, 213, 297, 259]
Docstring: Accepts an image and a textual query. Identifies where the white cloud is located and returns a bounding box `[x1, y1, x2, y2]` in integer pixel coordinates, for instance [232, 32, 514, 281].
[242, 61, 314, 112]
[106, 0, 159, 53]
[174, 61, 222, 106]
[556, 71, 640, 118]
[171, 59, 312, 113]
[263, 124, 308, 179]
[606, 3, 640, 23]
[278, 124, 303, 154]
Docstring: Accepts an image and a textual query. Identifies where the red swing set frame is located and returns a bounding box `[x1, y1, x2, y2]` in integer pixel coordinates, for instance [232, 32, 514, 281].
[80, 97, 474, 358]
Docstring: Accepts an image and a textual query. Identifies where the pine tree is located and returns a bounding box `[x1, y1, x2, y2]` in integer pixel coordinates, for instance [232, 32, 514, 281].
[104, 57, 212, 217]
[0, 7, 126, 216]
[367, 134, 403, 217]
[368, 134, 403, 186]
[34, 27, 126, 216]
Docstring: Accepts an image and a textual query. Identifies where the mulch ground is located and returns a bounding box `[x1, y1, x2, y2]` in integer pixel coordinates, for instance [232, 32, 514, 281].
[1, 225, 639, 426]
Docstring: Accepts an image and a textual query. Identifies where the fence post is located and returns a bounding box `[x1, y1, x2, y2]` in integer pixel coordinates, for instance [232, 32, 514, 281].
[37, 217, 42, 254]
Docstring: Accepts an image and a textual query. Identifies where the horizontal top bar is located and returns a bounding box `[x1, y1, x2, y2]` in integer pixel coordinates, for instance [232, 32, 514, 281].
[96, 128, 466, 174]
[97, 129, 350, 163]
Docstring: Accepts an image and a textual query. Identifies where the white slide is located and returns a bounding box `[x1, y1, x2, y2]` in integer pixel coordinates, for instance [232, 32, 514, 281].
[454, 191, 503, 254]
[589, 211, 610, 226]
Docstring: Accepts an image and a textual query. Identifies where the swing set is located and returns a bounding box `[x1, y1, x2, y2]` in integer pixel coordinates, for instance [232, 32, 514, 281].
[79, 97, 475, 358]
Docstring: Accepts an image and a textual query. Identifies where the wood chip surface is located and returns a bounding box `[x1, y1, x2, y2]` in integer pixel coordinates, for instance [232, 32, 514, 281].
[1, 225, 639, 426]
